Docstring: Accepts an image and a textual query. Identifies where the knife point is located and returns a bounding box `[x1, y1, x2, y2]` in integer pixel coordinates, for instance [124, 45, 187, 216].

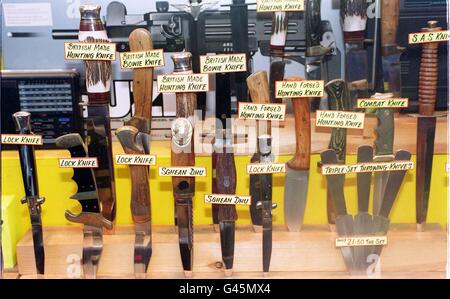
[252, 225, 263, 233]
[224, 269, 233, 277]
[263, 272, 269, 277]
[417, 223, 425, 232]
[213, 224, 220, 233]
[328, 224, 336, 232]
[184, 271, 193, 278]
[135, 272, 147, 279]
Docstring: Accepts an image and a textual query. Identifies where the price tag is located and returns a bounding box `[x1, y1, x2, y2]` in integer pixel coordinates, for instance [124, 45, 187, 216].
[158, 166, 207, 177]
[275, 80, 324, 98]
[238, 102, 286, 121]
[316, 110, 365, 129]
[247, 163, 286, 174]
[336, 236, 388, 247]
[119, 49, 165, 69]
[64, 42, 116, 61]
[115, 154, 156, 166]
[157, 74, 210, 93]
[357, 98, 409, 109]
[1, 134, 43, 145]
[409, 30, 449, 44]
[200, 53, 247, 74]
[322, 161, 414, 175]
[204, 194, 252, 205]
[256, 0, 305, 12]
[59, 158, 99, 168]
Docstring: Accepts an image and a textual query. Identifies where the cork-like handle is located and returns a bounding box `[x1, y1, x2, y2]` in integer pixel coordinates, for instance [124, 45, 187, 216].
[286, 77, 310, 170]
[128, 28, 154, 131]
[418, 21, 441, 116]
[381, 0, 400, 48]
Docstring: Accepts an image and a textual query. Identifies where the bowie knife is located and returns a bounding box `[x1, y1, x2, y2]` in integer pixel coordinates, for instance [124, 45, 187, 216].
[12, 111, 45, 275]
[320, 149, 354, 271]
[283, 76, 310, 232]
[373, 92, 395, 215]
[269, 11, 288, 104]
[171, 52, 196, 277]
[56, 133, 113, 278]
[416, 21, 441, 231]
[341, 0, 369, 109]
[79, 5, 116, 228]
[306, 0, 331, 111]
[353, 145, 373, 273]
[247, 71, 276, 273]
[116, 28, 154, 277]
[324, 79, 351, 229]
[381, 0, 402, 97]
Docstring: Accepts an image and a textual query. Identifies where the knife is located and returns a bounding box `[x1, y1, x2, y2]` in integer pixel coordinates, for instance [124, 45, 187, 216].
[116, 28, 154, 278]
[247, 71, 276, 273]
[56, 133, 113, 278]
[306, 0, 331, 111]
[416, 21, 441, 232]
[171, 52, 197, 277]
[269, 11, 288, 104]
[324, 79, 351, 230]
[341, 0, 369, 110]
[283, 76, 311, 232]
[353, 145, 373, 273]
[12, 111, 45, 275]
[372, 92, 395, 215]
[79, 5, 116, 228]
[320, 149, 354, 271]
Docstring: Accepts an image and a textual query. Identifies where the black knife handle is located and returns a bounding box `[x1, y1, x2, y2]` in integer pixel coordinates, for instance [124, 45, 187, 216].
[320, 149, 347, 216]
[357, 145, 373, 213]
[12, 111, 39, 198]
[306, 0, 322, 50]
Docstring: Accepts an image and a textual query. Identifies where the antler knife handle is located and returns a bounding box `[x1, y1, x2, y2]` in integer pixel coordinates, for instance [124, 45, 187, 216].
[286, 77, 310, 171]
[418, 21, 441, 116]
[116, 126, 151, 223]
[381, 0, 400, 53]
[306, 0, 323, 50]
[127, 28, 154, 133]
[325, 79, 350, 162]
[12, 111, 39, 197]
[341, 0, 368, 41]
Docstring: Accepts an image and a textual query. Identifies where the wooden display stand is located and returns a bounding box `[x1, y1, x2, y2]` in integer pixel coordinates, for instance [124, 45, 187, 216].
[16, 224, 446, 279]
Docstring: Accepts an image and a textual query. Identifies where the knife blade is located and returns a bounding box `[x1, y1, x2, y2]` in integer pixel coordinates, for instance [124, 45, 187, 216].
[171, 52, 197, 277]
[12, 111, 45, 275]
[416, 21, 441, 232]
[269, 11, 288, 104]
[372, 93, 395, 215]
[56, 133, 113, 278]
[283, 76, 310, 232]
[320, 149, 354, 271]
[117, 28, 154, 278]
[324, 79, 351, 230]
[79, 5, 116, 228]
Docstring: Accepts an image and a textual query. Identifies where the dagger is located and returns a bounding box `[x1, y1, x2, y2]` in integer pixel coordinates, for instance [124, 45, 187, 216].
[116, 28, 154, 278]
[324, 79, 351, 229]
[306, 0, 331, 111]
[247, 71, 276, 273]
[283, 76, 310, 232]
[320, 149, 354, 272]
[341, 0, 369, 110]
[416, 21, 441, 232]
[269, 11, 288, 104]
[12, 111, 45, 275]
[79, 5, 116, 228]
[56, 133, 113, 278]
[171, 52, 196, 277]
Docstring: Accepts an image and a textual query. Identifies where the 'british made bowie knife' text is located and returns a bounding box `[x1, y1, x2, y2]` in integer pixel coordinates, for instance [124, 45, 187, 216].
[13, 111, 45, 275]
[56, 133, 113, 278]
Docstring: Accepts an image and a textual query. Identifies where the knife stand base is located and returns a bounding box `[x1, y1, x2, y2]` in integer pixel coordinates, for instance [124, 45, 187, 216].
[15, 224, 446, 279]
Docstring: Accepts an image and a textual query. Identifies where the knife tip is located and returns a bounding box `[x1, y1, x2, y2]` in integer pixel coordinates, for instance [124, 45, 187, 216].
[252, 225, 262, 233]
[184, 271, 193, 278]
[328, 224, 336, 232]
[224, 269, 233, 277]
[263, 272, 269, 278]
[135, 273, 147, 279]
[213, 224, 220, 233]
[417, 223, 425, 232]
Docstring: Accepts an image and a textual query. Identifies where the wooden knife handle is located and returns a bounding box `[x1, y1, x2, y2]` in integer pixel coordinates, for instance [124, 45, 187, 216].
[216, 151, 238, 222]
[116, 126, 151, 223]
[128, 28, 154, 130]
[247, 71, 271, 136]
[418, 21, 441, 116]
[381, 0, 400, 49]
[286, 77, 310, 170]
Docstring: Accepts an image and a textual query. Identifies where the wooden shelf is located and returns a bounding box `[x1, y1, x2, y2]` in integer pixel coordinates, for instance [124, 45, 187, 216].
[16, 224, 447, 279]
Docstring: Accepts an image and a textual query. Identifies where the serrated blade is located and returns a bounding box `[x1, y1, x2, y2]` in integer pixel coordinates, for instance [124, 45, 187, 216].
[284, 167, 309, 232]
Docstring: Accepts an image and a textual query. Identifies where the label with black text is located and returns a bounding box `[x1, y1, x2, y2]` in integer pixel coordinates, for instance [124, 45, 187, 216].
[409, 30, 449, 44]
[357, 98, 409, 108]
[115, 154, 156, 166]
[1, 134, 43, 145]
[159, 166, 207, 177]
[204, 194, 252, 205]
[59, 158, 99, 168]
[322, 161, 414, 175]
[275, 80, 324, 98]
[247, 163, 286, 174]
[238, 103, 286, 121]
[119, 49, 165, 69]
[316, 110, 365, 129]
[64, 42, 116, 61]
[157, 74, 210, 93]
[336, 236, 387, 247]
[200, 53, 247, 74]
[256, 0, 305, 12]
